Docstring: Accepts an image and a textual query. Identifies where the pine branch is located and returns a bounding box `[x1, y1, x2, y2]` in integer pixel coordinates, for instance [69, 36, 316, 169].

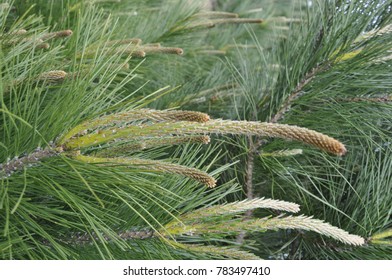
[0, 145, 62, 179]
[95, 135, 210, 156]
[44, 228, 155, 245]
[236, 137, 261, 244]
[181, 198, 301, 220]
[270, 63, 330, 123]
[244, 137, 256, 202]
[62, 118, 347, 155]
[72, 153, 217, 187]
[60, 109, 210, 143]
[162, 205, 364, 247]
[252, 215, 365, 246]
[192, 11, 239, 19]
[41, 29, 73, 41]
[37, 70, 68, 83]
[260, 149, 303, 157]
[179, 244, 262, 260]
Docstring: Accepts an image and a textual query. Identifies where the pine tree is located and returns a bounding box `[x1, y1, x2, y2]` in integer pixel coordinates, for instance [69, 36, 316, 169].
[0, 0, 391, 260]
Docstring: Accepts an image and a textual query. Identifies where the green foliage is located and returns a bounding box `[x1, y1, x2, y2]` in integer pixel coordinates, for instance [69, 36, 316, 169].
[1, 0, 391, 260]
